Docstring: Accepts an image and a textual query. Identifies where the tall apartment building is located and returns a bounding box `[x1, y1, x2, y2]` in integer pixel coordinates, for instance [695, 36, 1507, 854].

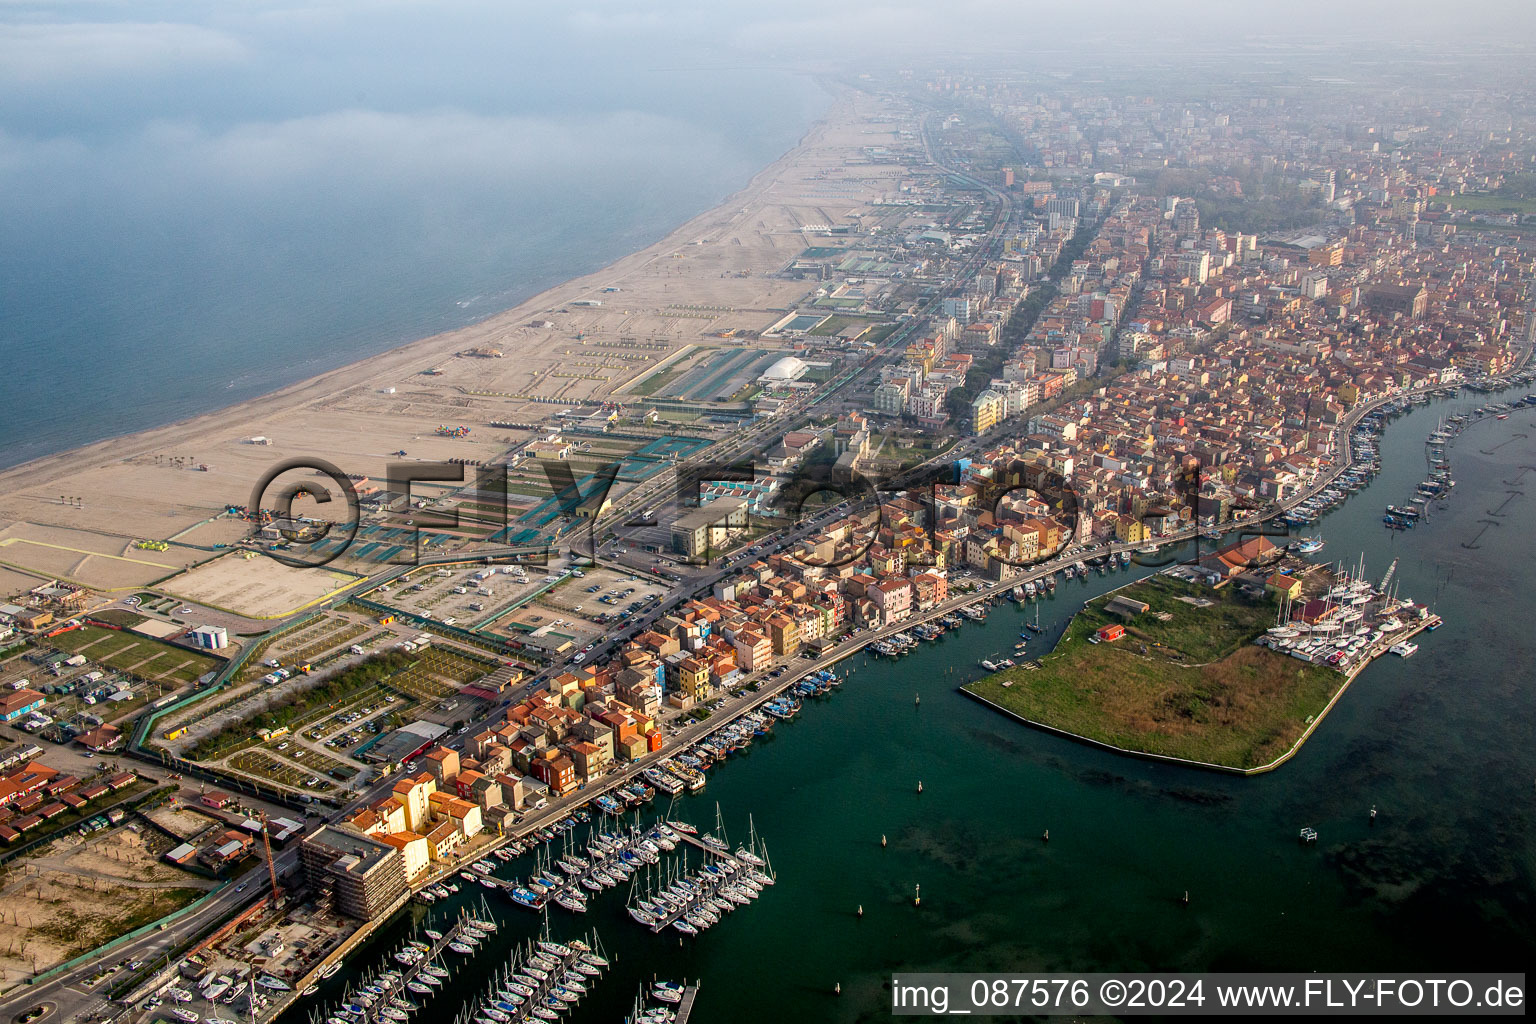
[941, 296, 973, 325]
[299, 826, 408, 921]
[1045, 197, 1080, 220]
[1173, 199, 1200, 235]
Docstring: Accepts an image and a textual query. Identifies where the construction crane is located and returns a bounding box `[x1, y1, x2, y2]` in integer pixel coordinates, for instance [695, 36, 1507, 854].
[260, 812, 281, 903]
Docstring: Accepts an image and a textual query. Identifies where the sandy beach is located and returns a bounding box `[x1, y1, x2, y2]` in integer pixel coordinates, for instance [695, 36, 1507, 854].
[0, 88, 916, 594]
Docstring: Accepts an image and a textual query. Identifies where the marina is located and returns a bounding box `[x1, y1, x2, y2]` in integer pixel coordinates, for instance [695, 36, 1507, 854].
[284, 375, 1536, 1022]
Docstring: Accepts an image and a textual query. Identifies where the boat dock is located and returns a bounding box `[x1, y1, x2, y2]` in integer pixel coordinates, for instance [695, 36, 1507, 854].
[471, 821, 676, 914]
[641, 837, 754, 935]
[673, 832, 742, 866]
[356, 914, 474, 1022]
[295, 911, 479, 1024]
[674, 982, 701, 1022]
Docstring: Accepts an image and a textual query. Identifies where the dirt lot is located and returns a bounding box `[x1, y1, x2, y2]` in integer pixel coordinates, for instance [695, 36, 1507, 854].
[145, 804, 228, 841]
[161, 554, 367, 619]
[0, 521, 198, 591]
[0, 825, 212, 987]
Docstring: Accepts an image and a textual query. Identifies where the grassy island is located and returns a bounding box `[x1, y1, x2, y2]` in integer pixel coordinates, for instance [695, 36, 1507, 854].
[964, 574, 1345, 771]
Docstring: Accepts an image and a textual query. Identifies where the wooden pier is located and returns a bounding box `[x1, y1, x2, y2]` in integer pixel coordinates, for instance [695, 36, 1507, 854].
[673, 832, 742, 865]
[674, 981, 701, 1021]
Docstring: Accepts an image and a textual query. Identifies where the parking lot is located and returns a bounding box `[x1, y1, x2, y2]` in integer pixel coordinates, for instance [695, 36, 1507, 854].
[487, 565, 670, 659]
[376, 563, 551, 627]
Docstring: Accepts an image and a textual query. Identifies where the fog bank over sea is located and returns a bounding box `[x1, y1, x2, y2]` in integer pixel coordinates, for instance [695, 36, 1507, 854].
[0, 2, 829, 468]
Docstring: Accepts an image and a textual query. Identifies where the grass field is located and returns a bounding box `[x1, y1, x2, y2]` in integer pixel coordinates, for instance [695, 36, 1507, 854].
[50, 626, 217, 684]
[626, 362, 694, 399]
[91, 609, 146, 629]
[807, 313, 867, 336]
[1445, 193, 1536, 214]
[965, 575, 1343, 770]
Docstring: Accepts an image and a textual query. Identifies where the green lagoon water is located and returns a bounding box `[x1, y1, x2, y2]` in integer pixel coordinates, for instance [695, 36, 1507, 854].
[294, 385, 1536, 1022]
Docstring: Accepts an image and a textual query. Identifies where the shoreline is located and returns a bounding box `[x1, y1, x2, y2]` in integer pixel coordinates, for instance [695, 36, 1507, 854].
[955, 379, 1523, 775]
[0, 86, 844, 492]
[960, 613, 1435, 778]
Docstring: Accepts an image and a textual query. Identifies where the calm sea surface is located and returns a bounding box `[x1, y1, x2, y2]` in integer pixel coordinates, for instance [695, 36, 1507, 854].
[0, 69, 828, 469]
[292, 385, 1535, 1022]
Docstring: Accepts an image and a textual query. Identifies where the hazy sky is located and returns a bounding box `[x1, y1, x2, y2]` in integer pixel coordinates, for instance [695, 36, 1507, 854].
[3, 1, 1534, 138]
[2, 0, 1529, 221]
[0, 0, 1530, 468]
